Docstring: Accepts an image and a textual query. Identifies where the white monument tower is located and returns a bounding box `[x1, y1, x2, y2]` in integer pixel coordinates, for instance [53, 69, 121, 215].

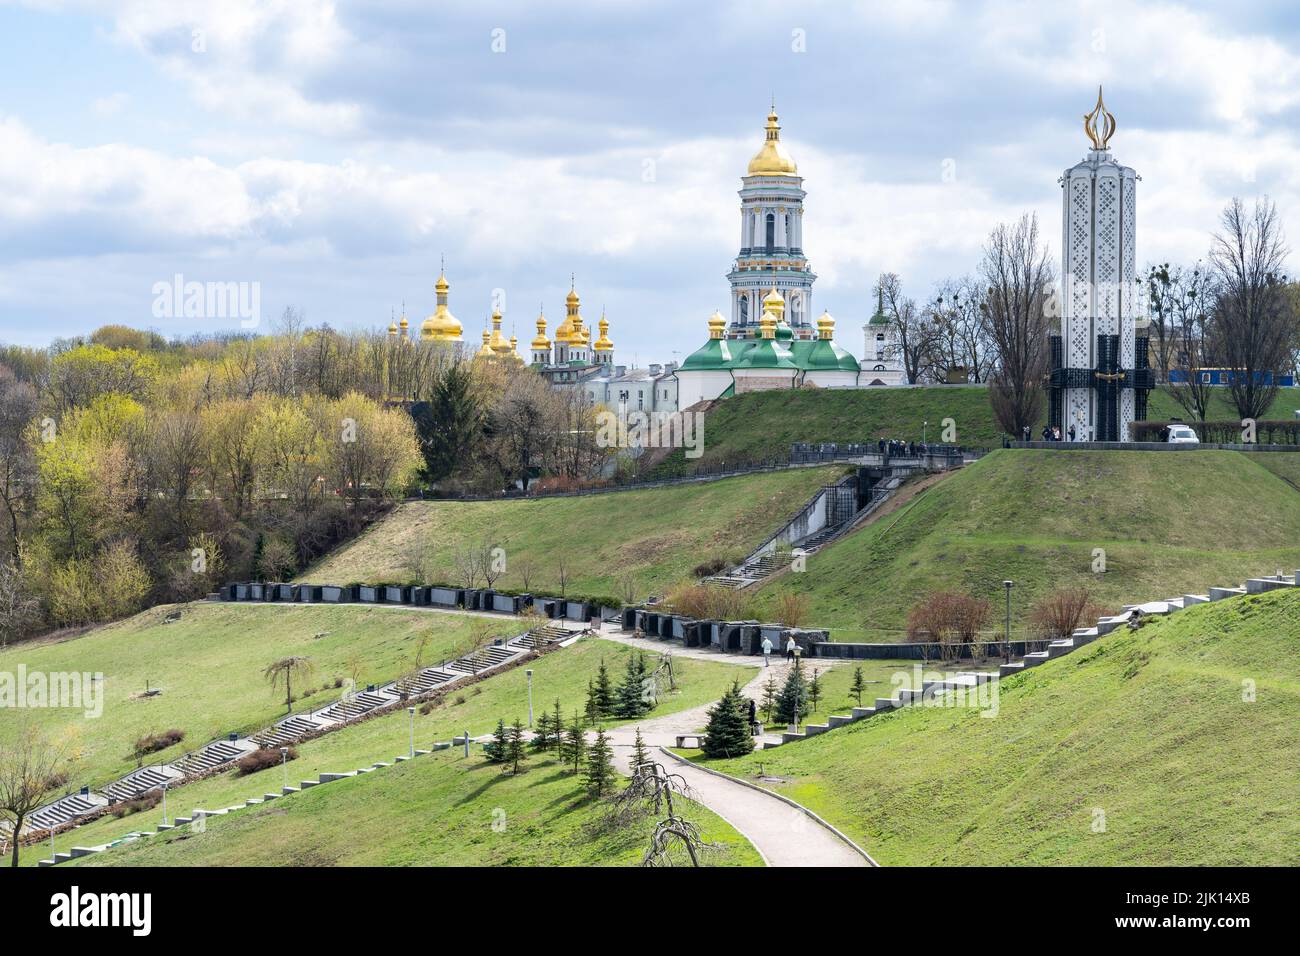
[1049, 88, 1151, 441]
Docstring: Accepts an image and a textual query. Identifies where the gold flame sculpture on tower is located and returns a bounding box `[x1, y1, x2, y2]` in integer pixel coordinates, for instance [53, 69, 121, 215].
[1083, 85, 1116, 150]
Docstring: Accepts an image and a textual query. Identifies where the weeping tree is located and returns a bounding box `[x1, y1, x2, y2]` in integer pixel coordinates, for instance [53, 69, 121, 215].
[263, 656, 315, 714]
[602, 759, 711, 867]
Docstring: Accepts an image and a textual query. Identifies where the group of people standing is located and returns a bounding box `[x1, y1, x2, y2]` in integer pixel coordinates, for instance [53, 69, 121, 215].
[1025, 424, 1079, 442]
[878, 437, 928, 458]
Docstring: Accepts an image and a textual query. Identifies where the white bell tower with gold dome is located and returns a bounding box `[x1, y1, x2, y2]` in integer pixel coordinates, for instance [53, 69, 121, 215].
[726, 103, 816, 340]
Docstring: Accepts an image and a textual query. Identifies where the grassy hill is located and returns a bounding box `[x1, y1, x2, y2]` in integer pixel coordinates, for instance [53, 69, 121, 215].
[0, 602, 520, 788]
[752, 449, 1300, 641]
[22, 635, 753, 865]
[711, 587, 1300, 865]
[652, 385, 1299, 474]
[303, 465, 846, 599]
[71, 749, 761, 867]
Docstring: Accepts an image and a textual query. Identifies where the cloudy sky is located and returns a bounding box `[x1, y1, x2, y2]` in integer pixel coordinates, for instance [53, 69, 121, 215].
[1, 0, 1298, 362]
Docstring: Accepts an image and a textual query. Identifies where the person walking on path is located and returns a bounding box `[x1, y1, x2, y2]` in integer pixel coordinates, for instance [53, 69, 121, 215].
[748, 697, 758, 734]
[761, 636, 773, 667]
[785, 636, 797, 661]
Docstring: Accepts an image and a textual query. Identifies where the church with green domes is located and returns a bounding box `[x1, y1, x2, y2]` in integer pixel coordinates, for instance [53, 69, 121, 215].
[676, 106, 903, 409]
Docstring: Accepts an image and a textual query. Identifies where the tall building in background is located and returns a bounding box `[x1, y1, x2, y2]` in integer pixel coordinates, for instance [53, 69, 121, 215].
[1048, 88, 1152, 441]
[726, 104, 817, 339]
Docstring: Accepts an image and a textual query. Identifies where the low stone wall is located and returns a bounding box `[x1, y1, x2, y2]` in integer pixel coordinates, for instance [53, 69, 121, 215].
[1011, 441, 1300, 452]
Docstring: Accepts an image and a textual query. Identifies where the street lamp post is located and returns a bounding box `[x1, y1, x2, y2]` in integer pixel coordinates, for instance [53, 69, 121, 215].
[407, 706, 416, 758]
[463, 728, 470, 758]
[280, 746, 289, 792]
[1003, 580, 1014, 663]
[161, 782, 169, 826]
[526, 669, 534, 728]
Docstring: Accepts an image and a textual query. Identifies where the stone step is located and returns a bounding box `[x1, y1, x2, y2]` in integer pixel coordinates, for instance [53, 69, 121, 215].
[851, 706, 877, 719]
[804, 723, 830, 736]
[1209, 586, 1247, 601]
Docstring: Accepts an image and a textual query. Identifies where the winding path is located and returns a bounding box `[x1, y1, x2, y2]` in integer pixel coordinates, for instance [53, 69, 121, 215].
[598, 631, 870, 867]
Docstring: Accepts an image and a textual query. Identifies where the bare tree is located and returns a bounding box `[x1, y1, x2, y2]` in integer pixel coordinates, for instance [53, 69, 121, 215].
[0, 560, 39, 648]
[0, 367, 37, 567]
[1210, 197, 1296, 421]
[980, 213, 1056, 437]
[878, 273, 937, 384]
[1146, 262, 1217, 421]
[926, 277, 992, 383]
[0, 723, 72, 867]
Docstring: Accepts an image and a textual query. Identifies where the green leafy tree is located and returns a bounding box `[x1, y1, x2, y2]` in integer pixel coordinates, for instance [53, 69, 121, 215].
[584, 727, 616, 798]
[702, 681, 754, 759]
[775, 659, 810, 726]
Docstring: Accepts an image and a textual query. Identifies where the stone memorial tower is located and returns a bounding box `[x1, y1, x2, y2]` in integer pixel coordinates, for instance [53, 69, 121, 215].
[1049, 88, 1152, 441]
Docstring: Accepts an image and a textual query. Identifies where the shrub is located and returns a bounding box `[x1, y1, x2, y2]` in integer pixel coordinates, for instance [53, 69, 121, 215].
[110, 790, 161, 818]
[906, 590, 991, 659]
[132, 728, 185, 758]
[235, 746, 298, 776]
[663, 581, 754, 621]
[772, 592, 811, 628]
[1029, 588, 1104, 641]
[692, 556, 730, 578]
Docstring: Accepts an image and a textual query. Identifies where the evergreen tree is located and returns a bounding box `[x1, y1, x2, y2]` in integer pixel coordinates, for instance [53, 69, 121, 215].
[506, 719, 528, 774]
[850, 666, 866, 706]
[775, 659, 810, 725]
[584, 727, 616, 798]
[584, 679, 601, 725]
[411, 362, 482, 483]
[592, 658, 615, 715]
[702, 681, 754, 758]
[760, 673, 779, 723]
[530, 711, 554, 751]
[550, 698, 563, 745]
[614, 652, 652, 718]
[808, 668, 823, 716]
[629, 727, 652, 779]
[484, 717, 509, 762]
[559, 711, 586, 773]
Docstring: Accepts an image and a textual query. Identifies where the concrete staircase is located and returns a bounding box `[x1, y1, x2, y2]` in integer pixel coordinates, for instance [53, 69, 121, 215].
[773, 570, 1299, 748]
[170, 739, 257, 776]
[27, 792, 108, 831]
[102, 765, 184, 802]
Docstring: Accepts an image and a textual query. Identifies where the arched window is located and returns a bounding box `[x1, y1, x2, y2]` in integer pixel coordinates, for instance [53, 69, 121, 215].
[765, 213, 775, 253]
[784, 214, 791, 247]
[739, 295, 749, 326]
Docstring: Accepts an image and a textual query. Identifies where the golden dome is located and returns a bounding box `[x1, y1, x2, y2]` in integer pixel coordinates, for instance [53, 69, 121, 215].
[388, 319, 398, 336]
[531, 309, 551, 350]
[817, 310, 834, 340]
[763, 286, 786, 321]
[556, 281, 582, 344]
[475, 327, 493, 358]
[746, 106, 798, 177]
[420, 269, 463, 342]
[759, 310, 778, 340]
[707, 310, 726, 340]
[593, 310, 614, 351]
[488, 309, 512, 354]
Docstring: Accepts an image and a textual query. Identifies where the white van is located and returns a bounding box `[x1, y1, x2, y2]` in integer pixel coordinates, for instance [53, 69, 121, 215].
[1166, 425, 1200, 444]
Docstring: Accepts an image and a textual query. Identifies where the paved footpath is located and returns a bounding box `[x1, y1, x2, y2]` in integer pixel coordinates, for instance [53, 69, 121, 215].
[597, 627, 869, 867]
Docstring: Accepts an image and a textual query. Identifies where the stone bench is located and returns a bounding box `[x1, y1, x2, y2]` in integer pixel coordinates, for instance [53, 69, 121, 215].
[674, 734, 704, 749]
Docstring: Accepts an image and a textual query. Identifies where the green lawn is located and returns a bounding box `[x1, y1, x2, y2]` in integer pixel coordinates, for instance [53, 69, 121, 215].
[751, 449, 1300, 641]
[70, 750, 762, 867]
[21, 636, 753, 865]
[0, 602, 519, 789]
[710, 588, 1300, 865]
[303, 465, 846, 599]
[651, 385, 1300, 475]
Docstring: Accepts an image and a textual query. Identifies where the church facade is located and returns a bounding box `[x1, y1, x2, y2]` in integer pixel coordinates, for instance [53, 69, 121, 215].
[677, 106, 884, 410]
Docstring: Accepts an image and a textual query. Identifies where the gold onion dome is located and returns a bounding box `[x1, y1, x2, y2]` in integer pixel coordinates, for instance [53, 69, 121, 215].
[759, 310, 778, 340]
[817, 310, 835, 340]
[420, 268, 463, 341]
[593, 310, 614, 351]
[555, 281, 582, 343]
[531, 309, 550, 349]
[707, 310, 726, 339]
[763, 285, 786, 320]
[747, 105, 798, 177]
[488, 309, 512, 354]
[475, 328, 493, 358]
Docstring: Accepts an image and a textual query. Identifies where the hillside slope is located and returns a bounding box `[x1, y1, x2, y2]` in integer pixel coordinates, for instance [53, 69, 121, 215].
[72, 749, 761, 867]
[303, 465, 846, 598]
[652, 386, 1298, 474]
[753, 449, 1300, 640]
[714, 588, 1300, 865]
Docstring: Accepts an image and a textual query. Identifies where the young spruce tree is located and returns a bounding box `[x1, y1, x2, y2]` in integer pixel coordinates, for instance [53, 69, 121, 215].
[702, 681, 754, 758]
